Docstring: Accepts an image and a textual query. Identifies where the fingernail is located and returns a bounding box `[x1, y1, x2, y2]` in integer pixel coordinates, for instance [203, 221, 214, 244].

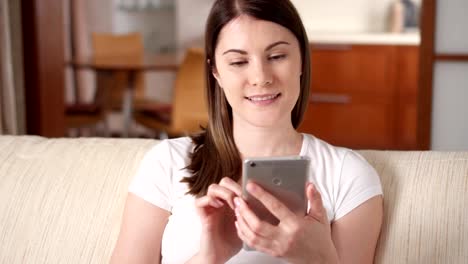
[235, 207, 240, 217]
[234, 197, 240, 207]
[235, 221, 239, 229]
[247, 183, 257, 193]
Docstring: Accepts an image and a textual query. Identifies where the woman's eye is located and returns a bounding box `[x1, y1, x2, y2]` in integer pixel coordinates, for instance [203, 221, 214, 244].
[269, 54, 287, 61]
[229, 61, 248, 67]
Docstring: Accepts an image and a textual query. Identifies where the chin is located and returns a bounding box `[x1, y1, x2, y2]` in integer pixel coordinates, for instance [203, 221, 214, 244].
[245, 114, 286, 128]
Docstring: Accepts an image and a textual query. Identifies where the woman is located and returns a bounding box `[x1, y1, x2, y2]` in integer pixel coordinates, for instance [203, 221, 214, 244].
[111, 0, 383, 263]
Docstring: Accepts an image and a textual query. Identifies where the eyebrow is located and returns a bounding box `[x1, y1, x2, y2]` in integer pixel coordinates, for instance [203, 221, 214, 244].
[222, 41, 290, 55]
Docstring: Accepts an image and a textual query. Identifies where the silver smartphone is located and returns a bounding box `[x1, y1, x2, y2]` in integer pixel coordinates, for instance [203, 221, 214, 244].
[241, 156, 310, 250]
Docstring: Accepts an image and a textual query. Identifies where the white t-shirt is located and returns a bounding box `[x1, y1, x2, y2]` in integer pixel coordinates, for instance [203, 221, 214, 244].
[129, 134, 383, 264]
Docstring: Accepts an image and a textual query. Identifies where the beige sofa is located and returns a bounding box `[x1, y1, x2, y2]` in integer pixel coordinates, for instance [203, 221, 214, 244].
[0, 136, 466, 263]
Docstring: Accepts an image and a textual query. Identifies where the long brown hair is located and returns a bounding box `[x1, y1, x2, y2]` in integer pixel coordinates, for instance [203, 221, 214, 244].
[182, 0, 311, 196]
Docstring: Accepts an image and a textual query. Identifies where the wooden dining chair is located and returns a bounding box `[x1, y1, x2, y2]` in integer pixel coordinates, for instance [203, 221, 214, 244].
[133, 48, 208, 138]
[64, 72, 111, 136]
[65, 33, 144, 137]
[91, 32, 147, 111]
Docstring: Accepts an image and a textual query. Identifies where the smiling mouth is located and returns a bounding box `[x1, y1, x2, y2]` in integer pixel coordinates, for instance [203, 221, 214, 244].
[245, 93, 281, 102]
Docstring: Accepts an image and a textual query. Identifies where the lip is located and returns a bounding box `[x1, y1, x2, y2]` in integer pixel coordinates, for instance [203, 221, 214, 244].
[245, 93, 281, 105]
[245, 93, 280, 99]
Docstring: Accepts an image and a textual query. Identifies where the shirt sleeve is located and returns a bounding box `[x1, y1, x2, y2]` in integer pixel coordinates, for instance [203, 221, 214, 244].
[333, 150, 383, 221]
[128, 140, 173, 212]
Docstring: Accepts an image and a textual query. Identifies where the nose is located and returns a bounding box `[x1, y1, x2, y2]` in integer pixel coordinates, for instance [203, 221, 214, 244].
[249, 59, 273, 87]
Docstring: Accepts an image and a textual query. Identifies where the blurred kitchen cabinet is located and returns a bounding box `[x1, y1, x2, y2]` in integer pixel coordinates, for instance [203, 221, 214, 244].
[395, 45, 419, 149]
[298, 44, 419, 150]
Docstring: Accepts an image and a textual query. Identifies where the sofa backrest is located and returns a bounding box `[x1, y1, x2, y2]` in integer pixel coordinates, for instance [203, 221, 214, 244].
[360, 150, 468, 263]
[0, 136, 156, 264]
[0, 136, 467, 263]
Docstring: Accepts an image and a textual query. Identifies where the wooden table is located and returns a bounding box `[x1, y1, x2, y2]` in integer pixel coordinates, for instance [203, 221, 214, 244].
[68, 53, 181, 137]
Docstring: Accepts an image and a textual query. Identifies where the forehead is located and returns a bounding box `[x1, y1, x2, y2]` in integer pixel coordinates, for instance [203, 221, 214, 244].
[216, 15, 298, 52]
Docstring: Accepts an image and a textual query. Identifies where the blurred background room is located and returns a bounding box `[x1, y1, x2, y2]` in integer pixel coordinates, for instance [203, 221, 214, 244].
[1, 0, 468, 150]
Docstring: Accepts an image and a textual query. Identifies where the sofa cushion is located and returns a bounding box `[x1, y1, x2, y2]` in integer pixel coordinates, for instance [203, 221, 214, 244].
[0, 136, 157, 263]
[360, 151, 468, 264]
[0, 136, 467, 263]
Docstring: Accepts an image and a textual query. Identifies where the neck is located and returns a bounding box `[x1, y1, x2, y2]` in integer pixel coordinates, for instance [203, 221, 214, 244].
[233, 120, 303, 158]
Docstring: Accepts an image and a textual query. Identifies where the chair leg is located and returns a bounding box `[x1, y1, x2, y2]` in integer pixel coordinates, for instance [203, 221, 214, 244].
[102, 121, 110, 137]
[158, 131, 169, 139]
[81, 127, 93, 137]
[146, 130, 158, 139]
[82, 127, 91, 137]
[91, 126, 98, 137]
[94, 121, 109, 137]
[77, 127, 84, 137]
[67, 128, 79, 137]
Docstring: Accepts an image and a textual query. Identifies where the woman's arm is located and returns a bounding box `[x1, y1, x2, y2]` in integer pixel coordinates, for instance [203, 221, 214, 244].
[110, 193, 170, 264]
[331, 195, 383, 264]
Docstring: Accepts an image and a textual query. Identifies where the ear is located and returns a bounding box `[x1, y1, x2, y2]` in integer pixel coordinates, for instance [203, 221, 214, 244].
[211, 65, 222, 87]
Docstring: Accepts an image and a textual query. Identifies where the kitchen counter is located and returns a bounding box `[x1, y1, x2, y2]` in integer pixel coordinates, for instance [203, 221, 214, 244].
[306, 31, 420, 46]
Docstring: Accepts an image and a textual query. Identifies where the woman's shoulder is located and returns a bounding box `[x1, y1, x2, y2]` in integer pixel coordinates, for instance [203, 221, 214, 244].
[302, 134, 382, 220]
[128, 136, 194, 210]
[302, 133, 376, 178]
[302, 133, 351, 162]
[144, 136, 194, 163]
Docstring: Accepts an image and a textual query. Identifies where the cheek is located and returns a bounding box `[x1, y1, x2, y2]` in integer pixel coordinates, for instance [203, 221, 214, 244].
[215, 69, 245, 105]
[216, 67, 245, 92]
[275, 65, 302, 106]
[215, 64, 230, 88]
[277, 63, 301, 90]
[276, 55, 301, 78]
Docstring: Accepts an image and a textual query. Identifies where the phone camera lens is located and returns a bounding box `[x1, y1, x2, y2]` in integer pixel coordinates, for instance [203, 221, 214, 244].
[272, 178, 282, 186]
[249, 161, 256, 167]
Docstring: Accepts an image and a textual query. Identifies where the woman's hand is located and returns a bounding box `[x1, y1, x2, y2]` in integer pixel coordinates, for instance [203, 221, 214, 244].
[234, 182, 339, 264]
[191, 177, 243, 264]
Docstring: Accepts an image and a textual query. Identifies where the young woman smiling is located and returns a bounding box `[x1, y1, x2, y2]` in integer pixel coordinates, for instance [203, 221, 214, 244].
[111, 1, 383, 263]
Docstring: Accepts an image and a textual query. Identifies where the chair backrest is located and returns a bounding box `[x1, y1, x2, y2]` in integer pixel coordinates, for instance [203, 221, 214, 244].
[91, 32, 145, 108]
[171, 48, 209, 133]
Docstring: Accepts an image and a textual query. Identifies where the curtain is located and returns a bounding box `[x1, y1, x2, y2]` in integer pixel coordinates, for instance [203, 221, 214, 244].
[0, 1, 26, 135]
[65, 0, 95, 105]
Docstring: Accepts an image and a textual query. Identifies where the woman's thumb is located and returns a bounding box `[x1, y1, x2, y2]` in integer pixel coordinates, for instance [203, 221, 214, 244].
[306, 183, 327, 224]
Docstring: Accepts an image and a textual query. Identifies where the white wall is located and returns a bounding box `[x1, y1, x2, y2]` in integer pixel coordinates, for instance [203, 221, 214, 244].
[291, 0, 422, 32]
[113, 5, 176, 54]
[175, 0, 214, 50]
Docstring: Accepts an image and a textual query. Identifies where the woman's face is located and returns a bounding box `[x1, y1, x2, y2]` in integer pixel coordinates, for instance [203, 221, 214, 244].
[213, 15, 302, 129]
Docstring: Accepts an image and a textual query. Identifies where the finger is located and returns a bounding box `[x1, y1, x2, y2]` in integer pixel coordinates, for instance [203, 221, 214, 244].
[246, 182, 296, 222]
[306, 183, 328, 224]
[219, 177, 242, 197]
[234, 197, 275, 237]
[195, 196, 224, 209]
[235, 212, 274, 251]
[194, 196, 224, 222]
[195, 196, 224, 215]
[207, 184, 238, 209]
[235, 217, 279, 257]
